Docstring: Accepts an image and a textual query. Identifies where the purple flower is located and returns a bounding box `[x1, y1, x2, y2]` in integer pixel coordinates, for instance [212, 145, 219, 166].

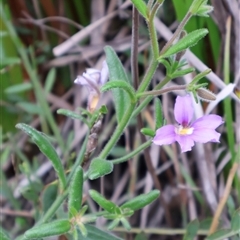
[74, 60, 109, 112]
[152, 95, 224, 152]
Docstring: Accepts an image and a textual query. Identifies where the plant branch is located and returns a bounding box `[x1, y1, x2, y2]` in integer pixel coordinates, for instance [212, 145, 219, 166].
[99, 104, 136, 159]
[111, 140, 152, 164]
[137, 84, 186, 98]
[131, 7, 139, 90]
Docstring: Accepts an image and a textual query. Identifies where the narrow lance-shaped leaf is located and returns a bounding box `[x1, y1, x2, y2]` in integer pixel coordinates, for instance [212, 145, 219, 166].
[121, 218, 131, 231]
[171, 67, 195, 79]
[45, 68, 56, 93]
[15, 123, 66, 191]
[131, 0, 148, 19]
[104, 46, 131, 123]
[159, 29, 209, 59]
[78, 224, 123, 240]
[89, 190, 117, 213]
[57, 109, 89, 126]
[101, 80, 137, 103]
[24, 219, 71, 239]
[68, 166, 84, 218]
[4, 82, 32, 94]
[121, 190, 160, 211]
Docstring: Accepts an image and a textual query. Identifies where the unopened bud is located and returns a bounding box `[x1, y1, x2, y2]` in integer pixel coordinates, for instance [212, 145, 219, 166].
[88, 92, 100, 113]
[197, 88, 216, 101]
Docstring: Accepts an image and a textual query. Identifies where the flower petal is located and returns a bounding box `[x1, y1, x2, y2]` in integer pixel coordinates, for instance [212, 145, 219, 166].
[74, 76, 88, 85]
[100, 60, 109, 85]
[191, 129, 221, 143]
[152, 125, 176, 145]
[175, 135, 195, 152]
[192, 114, 224, 129]
[86, 68, 100, 75]
[174, 95, 193, 126]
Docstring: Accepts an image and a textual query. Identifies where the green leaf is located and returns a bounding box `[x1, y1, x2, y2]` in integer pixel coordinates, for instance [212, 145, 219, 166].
[131, 0, 148, 19]
[1, 57, 21, 66]
[99, 105, 108, 115]
[17, 102, 42, 114]
[78, 224, 123, 240]
[21, 185, 40, 202]
[41, 183, 58, 213]
[78, 223, 88, 237]
[121, 190, 160, 211]
[108, 219, 120, 230]
[231, 208, 240, 231]
[101, 80, 137, 103]
[171, 67, 195, 79]
[88, 158, 113, 180]
[89, 190, 117, 213]
[159, 29, 209, 59]
[134, 232, 148, 240]
[183, 219, 199, 240]
[68, 166, 84, 218]
[45, 68, 56, 93]
[57, 108, 89, 126]
[0, 227, 11, 240]
[4, 82, 32, 94]
[104, 46, 131, 123]
[199, 218, 213, 230]
[206, 229, 232, 240]
[24, 219, 71, 239]
[154, 98, 163, 129]
[121, 218, 131, 231]
[15, 123, 66, 191]
[140, 128, 155, 137]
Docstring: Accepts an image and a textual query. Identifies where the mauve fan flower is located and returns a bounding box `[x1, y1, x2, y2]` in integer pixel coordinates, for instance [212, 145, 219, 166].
[152, 95, 224, 152]
[74, 60, 109, 112]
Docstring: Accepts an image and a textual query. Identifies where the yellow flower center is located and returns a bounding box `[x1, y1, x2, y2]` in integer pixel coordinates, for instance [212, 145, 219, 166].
[175, 125, 194, 135]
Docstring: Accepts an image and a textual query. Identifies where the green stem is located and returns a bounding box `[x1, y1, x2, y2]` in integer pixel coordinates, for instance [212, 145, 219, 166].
[99, 104, 136, 159]
[137, 85, 186, 98]
[113, 227, 209, 236]
[137, 60, 158, 94]
[160, 12, 192, 55]
[67, 133, 89, 183]
[148, 4, 160, 60]
[36, 135, 88, 225]
[133, 76, 171, 117]
[37, 190, 69, 225]
[137, 2, 160, 94]
[112, 140, 152, 164]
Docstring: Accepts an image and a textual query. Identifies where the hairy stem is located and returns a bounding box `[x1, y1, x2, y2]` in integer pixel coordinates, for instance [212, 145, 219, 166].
[137, 84, 186, 98]
[99, 104, 136, 159]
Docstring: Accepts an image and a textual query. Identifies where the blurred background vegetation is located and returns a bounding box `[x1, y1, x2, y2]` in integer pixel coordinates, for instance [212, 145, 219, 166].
[1, 0, 239, 239]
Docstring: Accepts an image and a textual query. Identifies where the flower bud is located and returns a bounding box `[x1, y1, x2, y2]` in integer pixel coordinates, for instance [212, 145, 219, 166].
[196, 88, 216, 102]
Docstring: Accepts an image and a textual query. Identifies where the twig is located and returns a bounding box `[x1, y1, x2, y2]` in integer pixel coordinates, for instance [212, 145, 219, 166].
[0, 208, 33, 218]
[53, 0, 132, 56]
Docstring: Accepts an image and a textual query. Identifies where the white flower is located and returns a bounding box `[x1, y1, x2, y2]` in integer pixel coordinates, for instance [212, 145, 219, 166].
[74, 60, 109, 112]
